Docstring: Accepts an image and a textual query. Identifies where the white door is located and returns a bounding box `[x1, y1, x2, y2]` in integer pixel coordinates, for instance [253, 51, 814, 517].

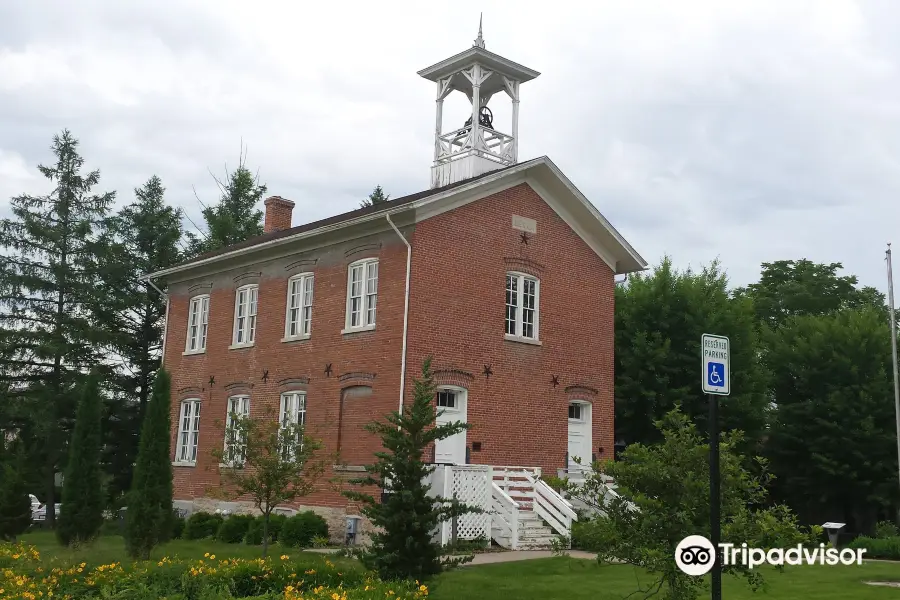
[568, 402, 591, 472]
[434, 388, 467, 464]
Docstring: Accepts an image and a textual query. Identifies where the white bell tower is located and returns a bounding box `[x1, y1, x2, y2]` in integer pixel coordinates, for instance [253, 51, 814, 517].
[418, 16, 540, 188]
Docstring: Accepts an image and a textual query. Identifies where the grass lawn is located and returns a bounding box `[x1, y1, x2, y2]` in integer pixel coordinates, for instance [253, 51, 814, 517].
[17, 532, 900, 599]
[428, 556, 900, 599]
[18, 530, 353, 567]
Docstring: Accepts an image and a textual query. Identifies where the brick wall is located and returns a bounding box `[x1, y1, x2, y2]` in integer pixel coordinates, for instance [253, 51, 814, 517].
[405, 183, 615, 474]
[162, 181, 615, 515]
[163, 230, 408, 511]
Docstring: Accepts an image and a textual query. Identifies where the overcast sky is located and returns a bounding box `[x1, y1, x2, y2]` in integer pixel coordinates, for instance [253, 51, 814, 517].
[2, 0, 899, 291]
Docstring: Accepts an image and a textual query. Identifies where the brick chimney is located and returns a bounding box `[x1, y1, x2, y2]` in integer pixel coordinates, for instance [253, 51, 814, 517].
[263, 196, 295, 233]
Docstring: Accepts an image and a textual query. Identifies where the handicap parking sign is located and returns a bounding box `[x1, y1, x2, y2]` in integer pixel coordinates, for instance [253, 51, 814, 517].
[702, 333, 730, 395]
[707, 362, 725, 389]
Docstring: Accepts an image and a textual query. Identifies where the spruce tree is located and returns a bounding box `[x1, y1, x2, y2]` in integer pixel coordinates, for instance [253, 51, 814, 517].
[344, 357, 478, 581]
[125, 369, 174, 559]
[57, 374, 105, 546]
[96, 176, 182, 499]
[186, 149, 267, 255]
[0, 130, 115, 528]
[360, 185, 390, 208]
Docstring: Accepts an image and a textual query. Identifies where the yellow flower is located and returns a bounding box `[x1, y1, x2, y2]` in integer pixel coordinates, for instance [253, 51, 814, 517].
[281, 555, 290, 560]
[204, 553, 210, 558]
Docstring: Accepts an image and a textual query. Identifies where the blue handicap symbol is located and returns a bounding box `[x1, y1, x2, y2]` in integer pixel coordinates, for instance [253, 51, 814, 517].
[707, 362, 725, 388]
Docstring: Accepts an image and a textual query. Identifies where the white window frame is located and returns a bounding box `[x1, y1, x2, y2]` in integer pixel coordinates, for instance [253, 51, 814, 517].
[184, 295, 209, 354]
[231, 284, 259, 348]
[174, 399, 202, 466]
[223, 395, 250, 467]
[279, 391, 307, 461]
[505, 271, 540, 343]
[283, 273, 314, 341]
[436, 389, 460, 412]
[343, 258, 378, 333]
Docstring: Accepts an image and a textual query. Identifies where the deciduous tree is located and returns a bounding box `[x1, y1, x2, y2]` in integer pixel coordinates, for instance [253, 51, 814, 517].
[736, 259, 885, 330]
[572, 408, 816, 600]
[764, 308, 898, 531]
[614, 257, 769, 451]
[211, 406, 324, 558]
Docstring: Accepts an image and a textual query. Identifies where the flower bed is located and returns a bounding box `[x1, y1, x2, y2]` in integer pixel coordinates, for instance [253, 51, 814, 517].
[0, 543, 427, 599]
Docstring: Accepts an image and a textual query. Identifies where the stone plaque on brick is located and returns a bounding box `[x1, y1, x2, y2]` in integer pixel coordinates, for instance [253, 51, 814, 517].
[512, 214, 537, 234]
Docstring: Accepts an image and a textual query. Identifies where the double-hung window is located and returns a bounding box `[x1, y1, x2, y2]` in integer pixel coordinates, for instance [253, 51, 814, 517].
[223, 395, 250, 466]
[185, 295, 209, 353]
[175, 399, 201, 464]
[345, 258, 378, 331]
[505, 272, 540, 341]
[284, 273, 314, 339]
[232, 284, 258, 347]
[279, 392, 307, 461]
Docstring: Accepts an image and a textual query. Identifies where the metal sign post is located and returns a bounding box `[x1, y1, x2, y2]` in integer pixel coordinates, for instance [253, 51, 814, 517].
[702, 333, 730, 600]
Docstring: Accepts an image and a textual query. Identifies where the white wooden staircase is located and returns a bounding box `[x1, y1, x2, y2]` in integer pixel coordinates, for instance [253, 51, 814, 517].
[490, 466, 578, 550]
[429, 464, 578, 551]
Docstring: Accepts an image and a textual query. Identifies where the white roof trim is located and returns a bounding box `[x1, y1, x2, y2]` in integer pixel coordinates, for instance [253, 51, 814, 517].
[142, 156, 646, 281]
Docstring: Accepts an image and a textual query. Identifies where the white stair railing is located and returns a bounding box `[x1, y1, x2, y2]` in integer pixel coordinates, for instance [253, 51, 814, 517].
[527, 474, 578, 539]
[490, 482, 520, 549]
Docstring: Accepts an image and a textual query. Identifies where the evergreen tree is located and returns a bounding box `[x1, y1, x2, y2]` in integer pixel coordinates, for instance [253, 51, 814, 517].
[57, 374, 105, 546]
[0, 444, 32, 542]
[125, 369, 174, 559]
[344, 358, 478, 581]
[0, 130, 115, 528]
[186, 150, 266, 255]
[360, 185, 390, 208]
[96, 176, 182, 499]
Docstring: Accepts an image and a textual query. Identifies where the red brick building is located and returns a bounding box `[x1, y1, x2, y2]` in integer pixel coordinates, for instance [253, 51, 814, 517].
[146, 28, 645, 543]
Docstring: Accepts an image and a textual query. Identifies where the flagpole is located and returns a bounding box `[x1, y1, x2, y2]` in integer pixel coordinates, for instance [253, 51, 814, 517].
[886, 243, 900, 505]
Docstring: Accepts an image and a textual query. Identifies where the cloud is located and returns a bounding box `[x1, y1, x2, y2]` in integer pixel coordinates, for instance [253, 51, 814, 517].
[1, 0, 899, 291]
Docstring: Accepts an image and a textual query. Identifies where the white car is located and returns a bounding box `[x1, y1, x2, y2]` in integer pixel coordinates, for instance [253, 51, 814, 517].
[31, 496, 60, 522]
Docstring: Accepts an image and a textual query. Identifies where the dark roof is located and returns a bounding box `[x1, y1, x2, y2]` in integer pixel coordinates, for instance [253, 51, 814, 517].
[176, 162, 524, 269]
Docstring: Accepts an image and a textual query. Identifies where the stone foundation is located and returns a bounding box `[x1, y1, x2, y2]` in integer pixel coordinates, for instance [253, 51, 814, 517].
[173, 497, 375, 546]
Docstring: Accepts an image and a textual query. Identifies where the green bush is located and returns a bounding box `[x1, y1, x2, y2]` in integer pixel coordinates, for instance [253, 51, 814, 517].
[170, 513, 185, 539]
[848, 535, 900, 559]
[571, 518, 606, 552]
[245, 518, 264, 545]
[279, 511, 329, 548]
[182, 512, 223, 540]
[542, 475, 570, 494]
[875, 520, 899, 539]
[217, 514, 255, 544]
[245, 513, 289, 545]
[268, 513, 288, 542]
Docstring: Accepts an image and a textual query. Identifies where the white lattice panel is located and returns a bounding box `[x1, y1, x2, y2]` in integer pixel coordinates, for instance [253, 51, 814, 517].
[450, 465, 491, 540]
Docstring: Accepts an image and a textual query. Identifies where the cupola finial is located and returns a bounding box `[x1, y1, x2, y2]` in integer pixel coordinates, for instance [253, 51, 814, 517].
[474, 13, 485, 49]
